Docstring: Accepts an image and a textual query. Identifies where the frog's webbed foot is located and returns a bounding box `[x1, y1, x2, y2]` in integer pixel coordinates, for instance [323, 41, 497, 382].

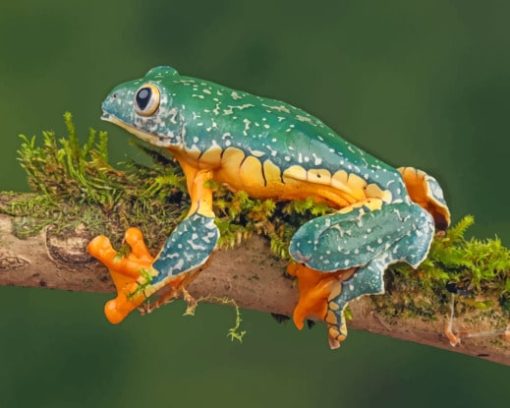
[288, 263, 354, 348]
[88, 227, 155, 324]
[326, 258, 388, 349]
[288, 260, 387, 349]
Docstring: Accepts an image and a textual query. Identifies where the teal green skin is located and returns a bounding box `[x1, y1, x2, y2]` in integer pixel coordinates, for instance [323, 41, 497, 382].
[101, 66, 445, 347]
[102, 66, 407, 201]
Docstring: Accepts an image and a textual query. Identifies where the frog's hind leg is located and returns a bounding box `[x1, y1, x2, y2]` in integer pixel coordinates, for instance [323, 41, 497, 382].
[289, 201, 435, 348]
[398, 167, 451, 230]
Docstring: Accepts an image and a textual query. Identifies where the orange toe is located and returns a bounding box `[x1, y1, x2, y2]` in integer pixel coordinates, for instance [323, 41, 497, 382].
[88, 235, 115, 260]
[104, 297, 140, 324]
[104, 285, 145, 324]
[105, 298, 128, 324]
[124, 228, 153, 261]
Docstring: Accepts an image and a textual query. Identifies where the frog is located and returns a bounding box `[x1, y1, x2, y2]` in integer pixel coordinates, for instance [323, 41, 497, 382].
[88, 66, 450, 349]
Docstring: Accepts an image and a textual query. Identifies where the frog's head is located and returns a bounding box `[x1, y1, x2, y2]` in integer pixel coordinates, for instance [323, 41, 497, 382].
[101, 66, 184, 149]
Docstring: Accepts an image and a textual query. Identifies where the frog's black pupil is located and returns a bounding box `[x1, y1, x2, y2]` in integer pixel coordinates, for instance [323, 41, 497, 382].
[136, 88, 152, 110]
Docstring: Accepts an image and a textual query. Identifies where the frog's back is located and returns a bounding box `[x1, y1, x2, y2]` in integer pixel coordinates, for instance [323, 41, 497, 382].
[169, 75, 406, 207]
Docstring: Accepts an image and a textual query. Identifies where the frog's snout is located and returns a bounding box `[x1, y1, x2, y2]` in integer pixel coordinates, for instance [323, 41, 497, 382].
[101, 110, 112, 121]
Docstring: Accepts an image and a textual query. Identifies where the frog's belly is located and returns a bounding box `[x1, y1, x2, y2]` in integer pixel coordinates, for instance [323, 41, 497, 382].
[213, 151, 371, 209]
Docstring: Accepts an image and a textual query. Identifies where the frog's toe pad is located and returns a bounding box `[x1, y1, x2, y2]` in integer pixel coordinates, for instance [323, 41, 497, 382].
[105, 297, 128, 325]
[88, 235, 117, 268]
[328, 327, 346, 350]
[104, 283, 143, 324]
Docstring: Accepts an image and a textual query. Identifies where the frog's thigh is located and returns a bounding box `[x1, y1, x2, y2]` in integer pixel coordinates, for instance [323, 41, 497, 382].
[289, 199, 386, 271]
[290, 200, 434, 271]
[398, 166, 450, 230]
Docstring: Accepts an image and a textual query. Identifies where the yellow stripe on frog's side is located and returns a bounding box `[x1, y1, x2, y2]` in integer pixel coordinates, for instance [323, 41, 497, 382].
[347, 173, 367, 190]
[365, 183, 392, 203]
[220, 147, 245, 170]
[282, 165, 366, 202]
[240, 155, 266, 189]
[338, 198, 384, 214]
[263, 159, 283, 185]
[282, 165, 307, 182]
[332, 170, 348, 186]
[307, 168, 332, 185]
[203, 148, 392, 212]
[198, 144, 223, 168]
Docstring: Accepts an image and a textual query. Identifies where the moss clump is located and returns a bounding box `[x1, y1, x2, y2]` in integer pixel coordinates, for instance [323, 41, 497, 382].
[4, 112, 187, 248]
[2, 113, 510, 325]
[375, 216, 510, 323]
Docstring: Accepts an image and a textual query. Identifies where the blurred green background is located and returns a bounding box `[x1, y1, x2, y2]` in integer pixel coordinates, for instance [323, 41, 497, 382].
[0, 0, 509, 406]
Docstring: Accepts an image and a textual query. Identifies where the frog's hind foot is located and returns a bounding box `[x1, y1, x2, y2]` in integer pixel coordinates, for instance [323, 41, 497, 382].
[287, 263, 354, 347]
[88, 227, 156, 324]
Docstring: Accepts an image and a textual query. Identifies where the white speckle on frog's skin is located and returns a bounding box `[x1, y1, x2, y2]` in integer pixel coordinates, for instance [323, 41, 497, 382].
[249, 149, 265, 157]
[243, 118, 251, 136]
[262, 104, 290, 113]
[296, 114, 315, 125]
[312, 154, 322, 166]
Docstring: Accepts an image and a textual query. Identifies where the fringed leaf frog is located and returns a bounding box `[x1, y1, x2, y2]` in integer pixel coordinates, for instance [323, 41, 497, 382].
[88, 66, 450, 348]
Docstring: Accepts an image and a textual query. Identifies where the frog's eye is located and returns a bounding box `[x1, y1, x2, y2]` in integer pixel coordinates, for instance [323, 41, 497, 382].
[134, 84, 160, 116]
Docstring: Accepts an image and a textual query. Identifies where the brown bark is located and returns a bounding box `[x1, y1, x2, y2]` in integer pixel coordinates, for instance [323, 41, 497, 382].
[0, 211, 509, 366]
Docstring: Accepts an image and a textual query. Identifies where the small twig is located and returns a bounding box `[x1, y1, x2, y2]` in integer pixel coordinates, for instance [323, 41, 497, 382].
[444, 294, 461, 347]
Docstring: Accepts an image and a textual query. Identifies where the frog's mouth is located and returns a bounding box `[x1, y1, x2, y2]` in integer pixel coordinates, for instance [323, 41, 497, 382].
[101, 111, 174, 148]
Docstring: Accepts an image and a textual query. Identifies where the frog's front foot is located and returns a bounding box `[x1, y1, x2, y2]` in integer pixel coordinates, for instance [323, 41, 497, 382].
[89, 213, 219, 324]
[88, 227, 156, 324]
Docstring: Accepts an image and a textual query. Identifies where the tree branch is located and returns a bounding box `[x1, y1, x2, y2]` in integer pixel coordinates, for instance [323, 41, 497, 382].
[0, 202, 509, 366]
